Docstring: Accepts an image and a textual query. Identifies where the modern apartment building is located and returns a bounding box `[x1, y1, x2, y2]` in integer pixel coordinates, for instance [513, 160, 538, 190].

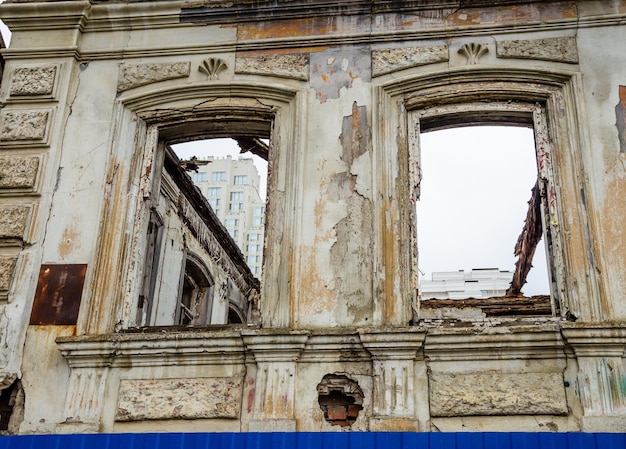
[420, 269, 514, 300]
[189, 155, 265, 276]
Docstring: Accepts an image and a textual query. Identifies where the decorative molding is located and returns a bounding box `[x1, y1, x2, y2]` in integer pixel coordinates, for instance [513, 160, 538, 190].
[301, 333, 371, 362]
[372, 46, 448, 77]
[458, 43, 489, 65]
[57, 331, 246, 368]
[0, 205, 30, 241]
[562, 324, 626, 416]
[236, 53, 309, 81]
[241, 330, 310, 363]
[242, 331, 309, 424]
[63, 368, 109, 424]
[0, 109, 51, 143]
[199, 58, 228, 80]
[9, 65, 57, 97]
[560, 325, 626, 357]
[496, 36, 578, 64]
[0, 256, 17, 293]
[117, 62, 191, 92]
[429, 372, 568, 416]
[0, 155, 41, 192]
[424, 326, 565, 361]
[115, 377, 242, 421]
[360, 329, 425, 417]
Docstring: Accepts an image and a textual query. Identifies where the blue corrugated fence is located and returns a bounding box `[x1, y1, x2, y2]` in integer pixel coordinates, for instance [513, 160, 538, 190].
[0, 433, 624, 449]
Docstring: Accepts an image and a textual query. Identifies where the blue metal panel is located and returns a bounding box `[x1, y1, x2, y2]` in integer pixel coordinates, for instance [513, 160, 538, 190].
[0, 432, 625, 449]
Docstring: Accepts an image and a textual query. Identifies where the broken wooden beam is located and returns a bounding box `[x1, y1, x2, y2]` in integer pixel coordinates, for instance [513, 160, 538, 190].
[506, 181, 543, 296]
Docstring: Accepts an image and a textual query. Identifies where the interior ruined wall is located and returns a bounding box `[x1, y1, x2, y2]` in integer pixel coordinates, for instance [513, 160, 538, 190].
[0, 0, 625, 434]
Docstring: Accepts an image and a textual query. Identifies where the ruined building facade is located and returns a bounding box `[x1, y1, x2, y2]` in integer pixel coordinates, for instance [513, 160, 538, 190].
[0, 0, 625, 434]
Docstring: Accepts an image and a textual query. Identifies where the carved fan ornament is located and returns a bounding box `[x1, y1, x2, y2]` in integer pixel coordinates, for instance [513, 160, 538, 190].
[458, 43, 489, 65]
[199, 58, 228, 80]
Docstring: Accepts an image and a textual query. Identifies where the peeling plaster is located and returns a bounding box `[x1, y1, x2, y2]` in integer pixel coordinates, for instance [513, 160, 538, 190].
[310, 48, 371, 103]
[329, 103, 373, 325]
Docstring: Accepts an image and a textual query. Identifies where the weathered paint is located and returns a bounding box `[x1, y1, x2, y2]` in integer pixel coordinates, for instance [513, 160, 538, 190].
[29, 264, 87, 326]
[310, 48, 371, 103]
[237, 16, 372, 41]
[2, 0, 626, 436]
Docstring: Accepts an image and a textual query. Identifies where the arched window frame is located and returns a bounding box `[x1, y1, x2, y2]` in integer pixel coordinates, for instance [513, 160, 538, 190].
[373, 68, 603, 324]
[78, 84, 302, 334]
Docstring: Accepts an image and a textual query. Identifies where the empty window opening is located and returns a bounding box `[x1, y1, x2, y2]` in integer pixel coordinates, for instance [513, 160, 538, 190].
[173, 138, 267, 279]
[133, 134, 263, 328]
[176, 254, 215, 325]
[417, 126, 550, 301]
[317, 374, 364, 427]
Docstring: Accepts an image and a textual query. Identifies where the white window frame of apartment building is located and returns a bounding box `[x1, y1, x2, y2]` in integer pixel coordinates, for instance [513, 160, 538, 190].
[212, 171, 226, 182]
[375, 67, 603, 325]
[234, 175, 247, 185]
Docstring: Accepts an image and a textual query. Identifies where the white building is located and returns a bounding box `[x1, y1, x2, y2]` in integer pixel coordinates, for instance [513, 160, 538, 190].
[189, 155, 265, 276]
[420, 268, 513, 300]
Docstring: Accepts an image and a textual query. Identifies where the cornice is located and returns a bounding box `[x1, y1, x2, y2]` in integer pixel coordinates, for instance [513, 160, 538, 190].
[561, 323, 626, 358]
[56, 329, 246, 368]
[424, 324, 566, 361]
[0, 1, 90, 31]
[2, 2, 626, 61]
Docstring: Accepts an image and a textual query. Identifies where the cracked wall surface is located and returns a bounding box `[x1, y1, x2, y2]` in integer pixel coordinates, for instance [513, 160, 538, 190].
[0, 0, 625, 435]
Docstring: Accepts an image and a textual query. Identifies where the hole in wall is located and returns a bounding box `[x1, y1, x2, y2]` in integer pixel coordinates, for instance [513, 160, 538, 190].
[317, 374, 363, 427]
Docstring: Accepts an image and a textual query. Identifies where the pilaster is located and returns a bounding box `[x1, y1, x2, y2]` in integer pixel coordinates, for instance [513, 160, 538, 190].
[360, 328, 426, 431]
[242, 330, 310, 431]
[561, 324, 626, 431]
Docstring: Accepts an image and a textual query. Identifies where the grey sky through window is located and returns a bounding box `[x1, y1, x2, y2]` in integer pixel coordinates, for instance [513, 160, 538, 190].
[417, 126, 550, 296]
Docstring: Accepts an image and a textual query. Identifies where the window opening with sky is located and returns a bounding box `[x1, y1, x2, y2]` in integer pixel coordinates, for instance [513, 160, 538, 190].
[417, 126, 550, 300]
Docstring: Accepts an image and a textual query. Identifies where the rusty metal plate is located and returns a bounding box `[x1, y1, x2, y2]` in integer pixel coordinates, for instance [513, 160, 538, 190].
[30, 264, 87, 325]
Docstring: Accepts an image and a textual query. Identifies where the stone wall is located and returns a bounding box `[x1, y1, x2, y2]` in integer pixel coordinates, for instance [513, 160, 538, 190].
[0, 0, 625, 434]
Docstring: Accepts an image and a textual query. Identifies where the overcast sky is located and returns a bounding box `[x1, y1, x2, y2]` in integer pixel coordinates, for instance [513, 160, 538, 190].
[418, 126, 549, 296]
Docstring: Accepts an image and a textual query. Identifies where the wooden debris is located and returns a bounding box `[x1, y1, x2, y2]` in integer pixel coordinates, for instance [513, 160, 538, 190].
[421, 295, 551, 316]
[235, 137, 269, 160]
[506, 181, 543, 296]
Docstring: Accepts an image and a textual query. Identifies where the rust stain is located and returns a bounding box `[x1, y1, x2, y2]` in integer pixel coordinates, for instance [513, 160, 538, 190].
[238, 17, 338, 41]
[599, 176, 626, 313]
[58, 224, 80, 259]
[447, 2, 577, 26]
[236, 47, 327, 57]
[382, 199, 397, 323]
[30, 264, 87, 325]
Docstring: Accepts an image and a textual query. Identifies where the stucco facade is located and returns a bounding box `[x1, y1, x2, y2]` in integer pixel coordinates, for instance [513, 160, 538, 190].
[0, 0, 625, 434]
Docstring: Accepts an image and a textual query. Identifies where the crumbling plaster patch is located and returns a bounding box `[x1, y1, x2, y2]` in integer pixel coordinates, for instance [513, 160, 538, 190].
[372, 45, 448, 77]
[0, 206, 30, 240]
[310, 48, 371, 103]
[117, 62, 191, 92]
[0, 156, 40, 191]
[496, 36, 579, 63]
[116, 378, 243, 421]
[0, 110, 50, 142]
[429, 372, 568, 416]
[9, 66, 57, 97]
[236, 53, 309, 81]
[328, 103, 373, 325]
